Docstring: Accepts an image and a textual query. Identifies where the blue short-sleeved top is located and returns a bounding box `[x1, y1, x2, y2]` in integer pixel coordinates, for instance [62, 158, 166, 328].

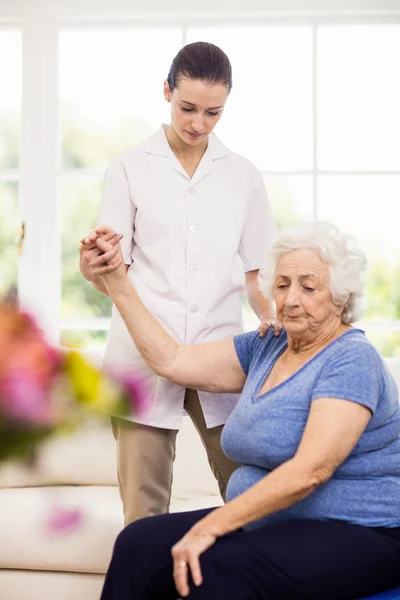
[221, 328, 400, 529]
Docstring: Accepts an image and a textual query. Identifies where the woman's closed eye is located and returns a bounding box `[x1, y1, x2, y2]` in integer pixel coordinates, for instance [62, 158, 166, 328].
[181, 107, 220, 117]
[276, 284, 314, 292]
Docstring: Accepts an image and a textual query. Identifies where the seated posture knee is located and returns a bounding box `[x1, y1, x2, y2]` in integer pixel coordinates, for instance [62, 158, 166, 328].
[113, 516, 155, 561]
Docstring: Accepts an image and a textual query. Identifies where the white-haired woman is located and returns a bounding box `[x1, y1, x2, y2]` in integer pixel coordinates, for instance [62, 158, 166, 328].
[93, 221, 400, 600]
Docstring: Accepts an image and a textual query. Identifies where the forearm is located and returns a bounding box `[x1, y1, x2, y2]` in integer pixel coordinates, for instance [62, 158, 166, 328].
[90, 277, 110, 297]
[105, 276, 179, 376]
[195, 458, 320, 537]
[246, 274, 275, 321]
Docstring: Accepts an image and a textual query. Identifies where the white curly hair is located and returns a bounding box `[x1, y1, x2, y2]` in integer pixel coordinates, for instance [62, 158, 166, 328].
[258, 221, 367, 324]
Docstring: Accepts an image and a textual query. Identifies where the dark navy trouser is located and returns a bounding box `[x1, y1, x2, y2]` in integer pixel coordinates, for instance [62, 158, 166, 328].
[100, 508, 400, 600]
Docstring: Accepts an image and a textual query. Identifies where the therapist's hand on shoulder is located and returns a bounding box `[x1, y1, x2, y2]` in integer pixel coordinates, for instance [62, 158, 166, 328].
[79, 226, 124, 281]
[258, 317, 283, 338]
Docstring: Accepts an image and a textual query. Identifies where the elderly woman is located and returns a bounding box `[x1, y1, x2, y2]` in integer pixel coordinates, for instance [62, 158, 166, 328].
[90, 221, 400, 600]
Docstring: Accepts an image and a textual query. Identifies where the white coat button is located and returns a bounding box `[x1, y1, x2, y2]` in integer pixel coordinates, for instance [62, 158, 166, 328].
[189, 224, 199, 232]
[190, 305, 199, 313]
[187, 187, 196, 195]
[189, 264, 197, 274]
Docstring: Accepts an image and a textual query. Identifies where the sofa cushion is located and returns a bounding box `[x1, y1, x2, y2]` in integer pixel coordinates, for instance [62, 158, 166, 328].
[0, 416, 222, 501]
[0, 486, 121, 573]
[0, 485, 221, 573]
[0, 420, 117, 488]
[0, 570, 105, 600]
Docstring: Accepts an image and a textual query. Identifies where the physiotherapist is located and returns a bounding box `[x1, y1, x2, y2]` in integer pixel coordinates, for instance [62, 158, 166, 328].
[79, 41, 278, 526]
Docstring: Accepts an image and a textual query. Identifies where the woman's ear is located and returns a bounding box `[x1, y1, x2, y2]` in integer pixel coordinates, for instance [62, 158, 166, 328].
[163, 80, 171, 102]
[335, 302, 346, 318]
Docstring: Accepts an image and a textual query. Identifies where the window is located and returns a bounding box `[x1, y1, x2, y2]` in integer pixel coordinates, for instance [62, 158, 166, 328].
[188, 26, 314, 172]
[0, 30, 22, 302]
[58, 28, 182, 347]
[1, 9, 398, 356]
[187, 25, 316, 254]
[317, 25, 400, 355]
[186, 24, 400, 353]
[317, 25, 400, 171]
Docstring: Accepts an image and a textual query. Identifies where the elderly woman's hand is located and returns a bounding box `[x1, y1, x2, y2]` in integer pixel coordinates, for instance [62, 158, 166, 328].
[171, 525, 217, 597]
[79, 227, 124, 281]
[258, 317, 283, 338]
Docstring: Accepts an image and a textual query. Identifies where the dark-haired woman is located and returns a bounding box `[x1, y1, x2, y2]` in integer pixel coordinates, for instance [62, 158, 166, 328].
[79, 41, 278, 525]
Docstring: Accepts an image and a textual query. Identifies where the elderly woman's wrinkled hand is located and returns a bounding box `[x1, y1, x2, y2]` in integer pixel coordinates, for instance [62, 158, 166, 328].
[258, 318, 283, 338]
[79, 227, 124, 281]
[171, 526, 217, 597]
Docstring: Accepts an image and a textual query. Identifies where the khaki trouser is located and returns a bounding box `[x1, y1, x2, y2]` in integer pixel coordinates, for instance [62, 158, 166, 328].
[111, 388, 238, 525]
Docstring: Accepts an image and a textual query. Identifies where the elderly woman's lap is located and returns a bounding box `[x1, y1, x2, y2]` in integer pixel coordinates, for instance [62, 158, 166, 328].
[101, 510, 400, 600]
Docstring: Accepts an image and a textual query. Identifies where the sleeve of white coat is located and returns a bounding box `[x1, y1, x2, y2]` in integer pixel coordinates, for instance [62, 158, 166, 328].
[97, 160, 136, 265]
[238, 168, 277, 272]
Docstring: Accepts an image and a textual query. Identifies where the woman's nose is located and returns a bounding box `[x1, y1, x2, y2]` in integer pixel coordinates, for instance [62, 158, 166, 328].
[286, 285, 300, 306]
[191, 116, 205, 132]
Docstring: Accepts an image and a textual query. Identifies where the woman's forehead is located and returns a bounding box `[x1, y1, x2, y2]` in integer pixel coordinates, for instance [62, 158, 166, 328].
[175, 77, 228, 106]
[276, 249, 328, 277]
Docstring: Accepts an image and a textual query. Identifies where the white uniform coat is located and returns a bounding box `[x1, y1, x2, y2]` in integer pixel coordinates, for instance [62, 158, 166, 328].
[98, 125, 276, 429]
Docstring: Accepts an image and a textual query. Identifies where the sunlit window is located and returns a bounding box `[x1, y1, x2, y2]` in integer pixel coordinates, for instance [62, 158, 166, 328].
[264, 176, 314, 229]
[183, 25, 399, 355]
[317, 25, 400, 356]
[2, 19, 396, 354]
[318, 175, 400, 330]
[59, 29, 182, 170]
[0, 31, 22, 301]
[318, 25, 400, 171]
[187, 26, 314, 172]
[58, 28, 182, 347]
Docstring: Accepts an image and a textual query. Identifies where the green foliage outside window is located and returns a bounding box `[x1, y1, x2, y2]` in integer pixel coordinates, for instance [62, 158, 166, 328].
[0, 112, 19, 169]
[0, 182, 18, 300]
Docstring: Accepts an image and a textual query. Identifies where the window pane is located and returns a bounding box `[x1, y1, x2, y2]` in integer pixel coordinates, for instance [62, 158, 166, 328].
[0, 182, 19, 301]
[0, 31, 22, 169]
[244, 176, 313, 330]
[318, 26, 400, 170]
[60, 178, 112, 319]
[187, 27, 313, 171]
[365, 330, 400, 358]
[61, 329, 108, 350]
[317, 175, 400, 321]
[59, 29, 182, 170]
[264, 175, 314, 229]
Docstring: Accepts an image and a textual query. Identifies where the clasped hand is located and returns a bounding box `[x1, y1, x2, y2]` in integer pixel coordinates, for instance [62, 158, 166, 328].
[79, 226, 125, 282]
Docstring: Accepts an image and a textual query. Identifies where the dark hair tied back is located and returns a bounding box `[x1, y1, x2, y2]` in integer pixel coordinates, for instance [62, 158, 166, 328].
[167, 41, 232, 92]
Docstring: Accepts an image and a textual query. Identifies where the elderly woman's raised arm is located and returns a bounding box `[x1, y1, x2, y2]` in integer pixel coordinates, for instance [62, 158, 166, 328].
[92, 229, 246, 394]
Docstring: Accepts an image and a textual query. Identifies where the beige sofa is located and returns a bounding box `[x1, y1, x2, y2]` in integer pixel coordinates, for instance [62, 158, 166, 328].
[1, 358, 399, 600]
[0, 415, 223, 600]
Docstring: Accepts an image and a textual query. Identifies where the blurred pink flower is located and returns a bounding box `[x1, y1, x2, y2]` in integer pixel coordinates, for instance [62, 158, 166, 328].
[112, 371, 150, 415]
[0, 369, 52, 425]
[1, 302, 150, 464]
[46, 508, 84, 535]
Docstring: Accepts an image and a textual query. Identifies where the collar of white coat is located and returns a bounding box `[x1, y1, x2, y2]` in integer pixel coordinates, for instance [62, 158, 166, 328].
[144, 124, 229, 182]
[144, 124, 229, 161]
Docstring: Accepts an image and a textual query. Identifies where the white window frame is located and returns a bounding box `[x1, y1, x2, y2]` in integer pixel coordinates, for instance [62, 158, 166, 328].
[1, 1, 400, 345]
